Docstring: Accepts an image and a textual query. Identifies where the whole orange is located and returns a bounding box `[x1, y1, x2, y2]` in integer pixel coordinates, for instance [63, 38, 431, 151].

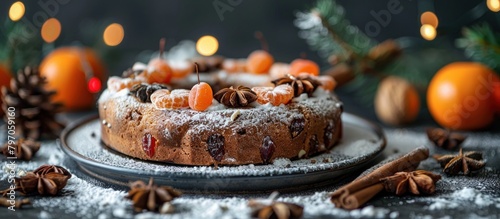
[493, 77, 500, 113]
[40, 47, 106, 111]
[427, 62, 498, 130]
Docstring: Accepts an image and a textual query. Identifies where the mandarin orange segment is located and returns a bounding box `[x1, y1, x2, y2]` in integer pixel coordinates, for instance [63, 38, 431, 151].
[107, 76, 143, 92]
[189, 82, 213, 111]
[289, 59, 320, 76]
[151, 89, 190, 109]
[246, 50, 274, 74]
[252, 84, 294, 106]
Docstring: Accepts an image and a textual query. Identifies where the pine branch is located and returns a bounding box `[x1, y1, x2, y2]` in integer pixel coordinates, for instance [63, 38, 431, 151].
[456, 23, 500, 73]
[295, 0, 376, 62]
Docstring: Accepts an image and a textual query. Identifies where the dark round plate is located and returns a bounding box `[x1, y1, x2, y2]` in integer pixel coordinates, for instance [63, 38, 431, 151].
[59, 113, 386, 193]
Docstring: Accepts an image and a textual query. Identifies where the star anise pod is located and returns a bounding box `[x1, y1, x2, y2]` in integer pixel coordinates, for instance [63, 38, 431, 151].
[433, 148, 485, 175]
[126, 178, 182, 212]
[33, 165, 72, 178]
[271, 74, 320, 97]
[248, 192, 303, 219]
[1, 138, 40, 160]
[427, 128, 466, 150]
[380, 170, 441, 196]
[213, 85, 257, 108]
[129, 83, 170, 103]
[14, 171, 70, 196]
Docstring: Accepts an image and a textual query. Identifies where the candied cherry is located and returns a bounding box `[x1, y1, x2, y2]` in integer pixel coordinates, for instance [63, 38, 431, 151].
[289, 59, 320, 76]
[189, 63, 213, 111]
[147, 38, 173, 83]
[107, 76, 143, 92]
[151, 89, 190, 109]
[252, 84, 294, 106]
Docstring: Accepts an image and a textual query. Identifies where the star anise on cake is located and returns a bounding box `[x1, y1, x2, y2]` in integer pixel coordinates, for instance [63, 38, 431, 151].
[213, 85, 257, 107]
[248, 192, 304, 219]
[433, 148, 486, 175]
[1, 138, 40, 160]
[380, 170, 441, 196]
[129, 83, 170, 103]
[426, 128, 467, 150]
[271, 74, 320, 97]
[126, 178, 182, 213]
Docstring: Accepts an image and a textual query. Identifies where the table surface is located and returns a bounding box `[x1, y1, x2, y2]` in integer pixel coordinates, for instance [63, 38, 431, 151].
[1, 104, 500, 219]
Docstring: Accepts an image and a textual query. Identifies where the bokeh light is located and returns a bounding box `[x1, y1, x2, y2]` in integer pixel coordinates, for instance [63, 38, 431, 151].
[103, 23, 124, 46]
[420, 24, 437, 41]
[87, 77, 102, 93]
[41, 18, 62, 43]
[487, 0, 500, 12]
[420, 11, 439, 28]
[9, 1, 25, 22]
[196, 35, 219, 56]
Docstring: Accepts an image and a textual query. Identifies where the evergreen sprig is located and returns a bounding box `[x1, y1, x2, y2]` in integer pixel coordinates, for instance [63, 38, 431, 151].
[0, 20, 43, 73]
[456, 23, 500, 73]
[294, 0, 376, 62]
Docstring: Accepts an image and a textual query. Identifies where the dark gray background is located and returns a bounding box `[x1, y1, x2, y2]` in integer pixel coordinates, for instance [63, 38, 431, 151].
[2, 0, 499, 73]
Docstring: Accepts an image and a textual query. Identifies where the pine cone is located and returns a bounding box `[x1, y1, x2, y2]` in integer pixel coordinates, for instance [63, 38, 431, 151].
[1, 66, 65, 140]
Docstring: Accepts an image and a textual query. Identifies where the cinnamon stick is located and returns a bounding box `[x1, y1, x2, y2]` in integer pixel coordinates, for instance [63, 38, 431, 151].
[331, 147, 429, 209]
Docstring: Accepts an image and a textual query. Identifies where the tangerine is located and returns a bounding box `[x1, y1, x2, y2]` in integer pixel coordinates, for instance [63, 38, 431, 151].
[40, 47, 106, 111]
[427, 62, 498, 130]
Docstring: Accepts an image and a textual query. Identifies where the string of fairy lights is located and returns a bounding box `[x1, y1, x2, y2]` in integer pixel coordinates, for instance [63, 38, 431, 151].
[419, 0, 500, 41]
[7, 1, 219, 54]
[9, 1, 499, 48]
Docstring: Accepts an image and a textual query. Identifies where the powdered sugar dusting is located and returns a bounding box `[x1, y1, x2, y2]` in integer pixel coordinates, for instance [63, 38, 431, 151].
[65, 115, 383, 178]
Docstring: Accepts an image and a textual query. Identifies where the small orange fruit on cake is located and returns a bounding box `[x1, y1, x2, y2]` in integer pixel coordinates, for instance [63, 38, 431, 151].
[289, 59, 320, 76]
[427, 62, 497, 130]
[189, 63, 213, 111]
[246, 50, 274, 74]
[147, 59, 172, 84]
[252, 84, 294, 106]
[151, 89, 190, 109]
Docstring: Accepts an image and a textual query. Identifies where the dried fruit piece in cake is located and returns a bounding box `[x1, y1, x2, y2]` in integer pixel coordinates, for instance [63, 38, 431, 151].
[260, 136, 276, 164]
[189, 63, 213, 111]
[207, 134, 225, 162]
[289, 59, 320, 76]
[252, 84, 294, 106]
[151, 89, 190, 109]
[107, 76, 144, 92]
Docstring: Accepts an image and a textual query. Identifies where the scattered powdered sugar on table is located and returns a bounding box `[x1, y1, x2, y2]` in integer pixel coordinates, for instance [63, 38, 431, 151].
[1, 121, 500, 218]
